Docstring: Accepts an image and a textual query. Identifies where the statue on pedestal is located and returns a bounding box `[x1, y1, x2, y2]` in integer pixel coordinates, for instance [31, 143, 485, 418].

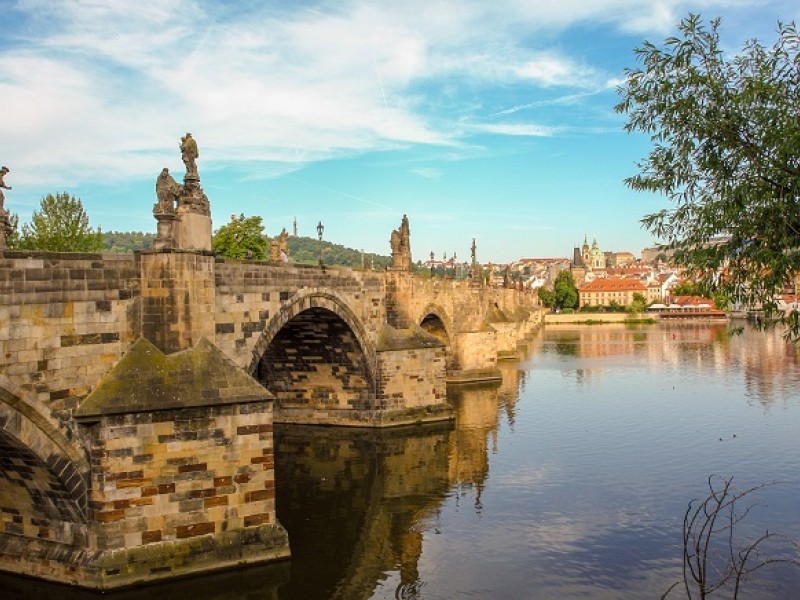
[155, 168, 181, 214]
[0, 166, 14, 249]
[153, 168, 182, 249]
[278, 228, 289, 262]
[390, 214, 412, 270]
[152, 134, 212, 252]
[180, 133, 199, 178]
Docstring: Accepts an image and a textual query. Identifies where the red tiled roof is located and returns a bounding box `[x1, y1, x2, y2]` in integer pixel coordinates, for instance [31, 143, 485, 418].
[580, 278, 647, 292]
[672, 295, 717, 309]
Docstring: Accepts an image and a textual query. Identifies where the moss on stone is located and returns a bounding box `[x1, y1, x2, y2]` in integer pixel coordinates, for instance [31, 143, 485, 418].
[376, 324, 444, 351]
[75, 337, 273, 418]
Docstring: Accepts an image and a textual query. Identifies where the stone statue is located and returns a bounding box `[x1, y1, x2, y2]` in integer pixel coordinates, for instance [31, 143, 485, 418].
[390, 228, 401, 254]
[390, 214, 412, 270]
[400, 214, 410, 252]
[278, 228, 289, 257]
[154, 168, 181, 215]
[0, 166, 13, 249]
[0, 166, 10, 212]
[180, 133, 199, 177]
[152, 135, 212, 252]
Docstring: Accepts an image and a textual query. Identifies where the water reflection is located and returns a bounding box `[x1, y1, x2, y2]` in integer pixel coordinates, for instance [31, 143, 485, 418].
[541, 323, 800, 408]
[4, 324, 799, 599]
[274, 423, 454, 600]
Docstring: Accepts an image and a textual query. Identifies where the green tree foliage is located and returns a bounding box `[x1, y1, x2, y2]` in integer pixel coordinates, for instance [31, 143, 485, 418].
[537, 286, 556, 308]
[212, 214, 269, 260]
[18, 192, 104, 252]
[673, 281, 703, 296]
[616, 15, 800, 336]
[554, 270, 578, 309]
[627, 292, 648, 314]
[103, 231, 155, 253]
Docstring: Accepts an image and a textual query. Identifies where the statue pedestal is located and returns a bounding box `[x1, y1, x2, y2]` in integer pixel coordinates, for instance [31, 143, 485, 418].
[153, 211, 177, 250]
[175, 207, 212, 252]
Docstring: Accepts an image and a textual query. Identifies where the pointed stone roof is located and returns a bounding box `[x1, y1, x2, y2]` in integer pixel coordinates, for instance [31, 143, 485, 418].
[75, 337, 273, 419]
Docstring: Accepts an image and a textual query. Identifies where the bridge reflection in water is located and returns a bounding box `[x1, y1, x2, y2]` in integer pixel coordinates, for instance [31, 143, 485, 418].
[0, 362, 521, 600]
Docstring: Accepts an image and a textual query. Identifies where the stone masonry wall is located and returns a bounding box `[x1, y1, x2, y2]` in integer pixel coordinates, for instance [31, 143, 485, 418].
[138, 251, 216, 354]
[0, 251, 140, 444]
[257, 308, 371, 410]
[213, 261, 386, 372]
[75, 400, 288, 588]
[377, 346, 447, 412]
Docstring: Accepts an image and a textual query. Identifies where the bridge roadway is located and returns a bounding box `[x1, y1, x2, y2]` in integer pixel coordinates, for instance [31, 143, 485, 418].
[0, 248, 541, 589]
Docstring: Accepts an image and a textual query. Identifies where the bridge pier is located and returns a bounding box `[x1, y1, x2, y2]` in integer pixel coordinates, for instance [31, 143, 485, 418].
[67, 337, 288, 590]
[1, 246, 542, 587]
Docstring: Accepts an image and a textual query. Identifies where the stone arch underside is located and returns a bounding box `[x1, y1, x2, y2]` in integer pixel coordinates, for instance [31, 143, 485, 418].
[419, 305, 456, 371]
[252, 292, 377, 411]
[0, 390, 88, 547]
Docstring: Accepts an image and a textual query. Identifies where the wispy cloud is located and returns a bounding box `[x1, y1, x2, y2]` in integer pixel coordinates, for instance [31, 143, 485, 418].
[471, 123, 560, 137]
[412, 167, 443, 179]
[2, 0, 782, 190]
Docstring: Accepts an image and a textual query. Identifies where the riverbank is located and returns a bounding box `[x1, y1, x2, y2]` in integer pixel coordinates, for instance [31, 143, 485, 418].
[544, 313, 657, 325]
[544, 311, 730, 325]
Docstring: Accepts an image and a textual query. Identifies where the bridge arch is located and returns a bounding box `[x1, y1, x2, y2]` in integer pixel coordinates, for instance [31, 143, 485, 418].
[0, 384, 89, 545]
[249, 290, 378, 410]
[418, 304, 456, 372]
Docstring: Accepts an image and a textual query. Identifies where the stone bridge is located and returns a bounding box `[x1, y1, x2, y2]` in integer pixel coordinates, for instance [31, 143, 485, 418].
[0, 248, 541, 589]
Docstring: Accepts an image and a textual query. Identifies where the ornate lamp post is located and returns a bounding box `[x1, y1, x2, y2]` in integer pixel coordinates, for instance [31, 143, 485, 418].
[430, 251, 435, 277]
[317, 221, 324, 266]
[453, 251, 457, 279]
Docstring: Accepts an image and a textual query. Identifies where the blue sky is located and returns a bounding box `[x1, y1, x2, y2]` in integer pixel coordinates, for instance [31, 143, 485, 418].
[2, 0, 797, 262]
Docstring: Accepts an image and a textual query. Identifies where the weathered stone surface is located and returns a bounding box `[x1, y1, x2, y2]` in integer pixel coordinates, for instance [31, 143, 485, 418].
[0, 247, 542, 588]
[74, 337, 273, 418]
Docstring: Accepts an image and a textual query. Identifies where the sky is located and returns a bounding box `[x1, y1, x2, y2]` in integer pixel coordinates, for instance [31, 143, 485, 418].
[2, 0, 798, 263]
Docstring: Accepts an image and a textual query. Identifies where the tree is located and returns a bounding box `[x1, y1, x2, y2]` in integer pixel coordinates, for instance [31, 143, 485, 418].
[18, 192, 104, 252]
[673, 282, 703, 297]
[103, 231, 155, 253]
[537, 286, 556, 308]
[616, 15, 800, 337]
[662, 476, 800, 599]
[554, 270, 578, 309]
[212, 214, 268, 260]
[628, 292, 648, 314]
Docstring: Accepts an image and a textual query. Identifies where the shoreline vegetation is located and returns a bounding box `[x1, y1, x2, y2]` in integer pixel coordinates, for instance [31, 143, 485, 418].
[544, 313, 727, 326]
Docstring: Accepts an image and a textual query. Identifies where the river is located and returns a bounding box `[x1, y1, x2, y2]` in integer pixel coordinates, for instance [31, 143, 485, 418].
[4, 322, 800, 599]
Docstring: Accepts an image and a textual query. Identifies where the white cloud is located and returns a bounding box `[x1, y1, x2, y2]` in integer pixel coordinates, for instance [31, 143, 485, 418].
[2, 0, 780, 188]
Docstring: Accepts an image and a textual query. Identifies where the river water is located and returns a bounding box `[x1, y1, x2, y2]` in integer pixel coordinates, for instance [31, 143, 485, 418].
[5, 322, 800, 599]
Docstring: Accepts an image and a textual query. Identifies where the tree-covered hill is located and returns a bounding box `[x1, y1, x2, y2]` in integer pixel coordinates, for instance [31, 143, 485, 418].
[103, 231, 155, 253]
[287, 236, 391, 269]
[101, 229, 392, 269]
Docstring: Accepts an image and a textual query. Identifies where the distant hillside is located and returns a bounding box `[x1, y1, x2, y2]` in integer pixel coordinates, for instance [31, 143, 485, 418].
[101, 230, 393, 269]
[103, 231, 155, 253]
[288, 236, 391, 269]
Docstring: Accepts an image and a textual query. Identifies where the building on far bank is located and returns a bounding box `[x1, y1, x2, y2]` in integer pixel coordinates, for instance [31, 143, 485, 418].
[579, 277, 647, 308]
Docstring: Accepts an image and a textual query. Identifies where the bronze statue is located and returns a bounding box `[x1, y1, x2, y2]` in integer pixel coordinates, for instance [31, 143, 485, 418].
[0, 166, 10, 212]
[155, 168, 181, 214]
[180, 133, 199, 176]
